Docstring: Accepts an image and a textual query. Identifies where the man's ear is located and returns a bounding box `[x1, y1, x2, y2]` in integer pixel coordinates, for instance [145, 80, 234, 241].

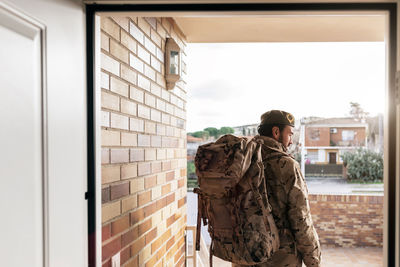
[272, 126, 280, 140]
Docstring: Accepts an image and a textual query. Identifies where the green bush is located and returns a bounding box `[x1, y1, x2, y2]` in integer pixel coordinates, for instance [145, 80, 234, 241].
[187, 161, 196, 176]
[341, 148, 383, 182]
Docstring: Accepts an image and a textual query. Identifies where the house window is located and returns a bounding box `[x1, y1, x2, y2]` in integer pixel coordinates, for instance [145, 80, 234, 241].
[309, 129, 320, 141]
[306, 151, 319, 162]
[342, 130, 355, 141]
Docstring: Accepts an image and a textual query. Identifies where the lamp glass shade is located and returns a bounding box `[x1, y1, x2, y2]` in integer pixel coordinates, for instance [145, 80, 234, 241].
[169, 51, 179, 75]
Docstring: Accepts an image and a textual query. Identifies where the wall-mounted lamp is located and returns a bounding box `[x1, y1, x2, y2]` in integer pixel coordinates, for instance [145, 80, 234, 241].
[165, 38, 181, 90]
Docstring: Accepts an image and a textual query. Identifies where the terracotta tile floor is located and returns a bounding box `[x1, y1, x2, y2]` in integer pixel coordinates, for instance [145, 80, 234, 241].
[190, 247, 383, 267]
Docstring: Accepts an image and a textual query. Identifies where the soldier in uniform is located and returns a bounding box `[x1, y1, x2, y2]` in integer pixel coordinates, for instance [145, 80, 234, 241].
[233, 110, 321, 267]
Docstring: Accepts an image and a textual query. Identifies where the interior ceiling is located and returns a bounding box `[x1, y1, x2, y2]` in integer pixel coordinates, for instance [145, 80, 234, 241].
[173, 15, 386, 43]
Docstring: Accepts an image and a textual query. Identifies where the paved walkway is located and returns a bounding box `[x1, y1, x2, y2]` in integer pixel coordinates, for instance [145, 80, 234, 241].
[188, 247, 383, 267]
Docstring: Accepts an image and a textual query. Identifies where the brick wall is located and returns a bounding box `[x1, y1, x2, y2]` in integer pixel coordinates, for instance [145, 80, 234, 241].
[100, 16, 187, 267]
[309, 194, 383, 247]
[330, 127, 366, 146]
[305, 127, 330, 147]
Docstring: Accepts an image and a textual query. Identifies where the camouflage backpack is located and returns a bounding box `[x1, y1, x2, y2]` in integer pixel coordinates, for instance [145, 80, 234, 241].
[193, 134, 280, 266]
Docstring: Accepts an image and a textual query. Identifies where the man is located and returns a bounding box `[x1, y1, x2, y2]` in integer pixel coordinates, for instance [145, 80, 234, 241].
[233, 110, 321, 267]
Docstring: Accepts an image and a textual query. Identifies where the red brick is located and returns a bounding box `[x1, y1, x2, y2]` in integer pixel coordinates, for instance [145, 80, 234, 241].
[102, 186, 110, 204]
[121, 245, 131, 265]
[144, 175, 157, 189]
[178, 196, 186, 208]
[138, 219, 152, 235]
[166, 236, 175, 250]
[166, 214, 176, 227]
[131, 236, 145, 256]
[138, 190, 151, 206]
[145, 254, 158, 267]
[111, 214, 130, 236]
[110, 182, 130, 200]
[102, 236, 121, 261]
[178, 178, 184, 188]
[156, 196, 167, 210]
[145, 228, 157, 245]
[124, 255, 138, 267]
[121, 226, 138, 247]
[144, 202, 157, 217]
[151, 235, 163, 253]
[166, 171, 174, 182]
[175, 246, 185, 265]
[180, 168, 186, 177]
[130, 208, 144, 225]
[162, 184, 171, 195]
[102, 259, 111, 267]
[102, 224, 111, 242]
[166, 192, 175, 205]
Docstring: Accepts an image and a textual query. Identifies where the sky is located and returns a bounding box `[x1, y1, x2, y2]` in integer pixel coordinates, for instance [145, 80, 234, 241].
[185, 42, 386, 132]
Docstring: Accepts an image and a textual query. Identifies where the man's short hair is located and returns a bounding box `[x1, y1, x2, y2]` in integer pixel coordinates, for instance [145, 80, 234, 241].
[258, 124, 286, 137]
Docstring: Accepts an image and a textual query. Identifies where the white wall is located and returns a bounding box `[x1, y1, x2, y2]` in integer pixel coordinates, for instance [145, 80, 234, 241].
[3, 0, 88, 266]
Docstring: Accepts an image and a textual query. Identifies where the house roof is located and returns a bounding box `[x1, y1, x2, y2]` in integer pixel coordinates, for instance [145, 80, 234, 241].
[305, 117, 368, 127]
[187, 135, 203, 143]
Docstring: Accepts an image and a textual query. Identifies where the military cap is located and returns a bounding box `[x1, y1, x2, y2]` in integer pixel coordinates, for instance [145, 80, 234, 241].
[260, 110, 295, 127]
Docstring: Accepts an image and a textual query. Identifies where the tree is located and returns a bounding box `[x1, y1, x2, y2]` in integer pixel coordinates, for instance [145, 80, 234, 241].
[349, 102, 369, 121]
[204, 127, 219, 138]
[190, 131, 210, 139]
[341, 148, 383, 182]
[219, 126, 234, 135]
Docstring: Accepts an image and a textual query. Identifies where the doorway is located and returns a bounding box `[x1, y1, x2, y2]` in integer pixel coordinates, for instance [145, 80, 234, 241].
[86, 3, 397, 267]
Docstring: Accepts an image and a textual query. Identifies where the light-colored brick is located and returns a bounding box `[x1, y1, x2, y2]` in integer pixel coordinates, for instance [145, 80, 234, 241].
[151, 82, 161, 97]
[111, 148, 130, 163]
[145, 121, 156, 134]
[144, 64, 156, 81]
[112, 16, 129, 33]
[145, 17, 157, 30]
[121, 98, 137, 116]
[121, 30, 137, 54]
[152, 185, 161, 200]
[138, 74, 151, 91]
[102, 129, 120, 146]
[121, 64, 137, 85]
[101, 72, 110, 90]
[102, 91, 119, 111]
[121, 132, 137, 146]
[110, 77, 129, 97]
[151, 136, 162, 147]
[145, 148, 157, 161]
[101, 111, 110, 127]
[151, 109, 161, 122]
[144, 36, 156, 55]
[102, 149, 109, 164]
[129, 21, 144, 44]
[101, 53, 120, 76]
[138, 244, 151, 266]
[156, 99, 166, 112]
[137, 45, 150, 65]
[131, 177, 145, 194]
[130, 86, 144, 103]
[130, 117, 144, 132]
[150, 56, 161, 73]
[122, 194, 138, 213]
[156, 72, 165, 87]
[138, 104, 150, 119]
[157, 172, 166, 185]
[156, 124, 166, 136]
[101, 17, 120, 41]
[138, 17, 151, 36]
[102, 165, 120, 184]
[130, 53, 144, 73]
[150, 28, 162, 48]
[156, 47, 164, 63]
[138, 134, 151, 147]
[110, 39, 129, 64]
[157, 149, 166, 160]
[121, 163, 138, 179]
[145, 93, 156, 108]
[102, 201, 121, 223]
[101, 32, 109, 52]
[111, 113, 129, 130]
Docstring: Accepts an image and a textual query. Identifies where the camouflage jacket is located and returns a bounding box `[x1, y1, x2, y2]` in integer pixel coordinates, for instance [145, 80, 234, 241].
[247, 136, 321, 267]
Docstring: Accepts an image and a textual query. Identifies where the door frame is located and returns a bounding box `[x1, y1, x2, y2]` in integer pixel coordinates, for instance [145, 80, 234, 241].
[86, 3, 398, 267]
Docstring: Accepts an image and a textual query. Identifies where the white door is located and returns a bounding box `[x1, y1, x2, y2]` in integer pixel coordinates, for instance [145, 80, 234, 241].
[0, 1, 88, 266]
[0, 3, 46, 266]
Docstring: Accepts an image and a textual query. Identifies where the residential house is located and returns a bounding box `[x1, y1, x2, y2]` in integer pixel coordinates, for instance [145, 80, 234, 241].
[300, 117, 368, 175]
